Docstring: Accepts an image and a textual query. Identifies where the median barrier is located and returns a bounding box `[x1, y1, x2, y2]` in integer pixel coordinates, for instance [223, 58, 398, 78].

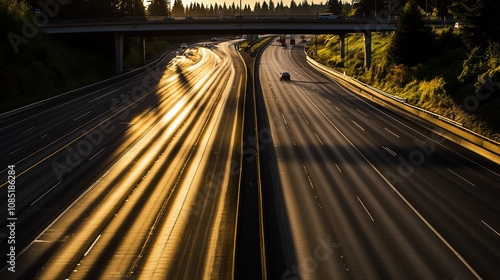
[306, 54, 500, 165]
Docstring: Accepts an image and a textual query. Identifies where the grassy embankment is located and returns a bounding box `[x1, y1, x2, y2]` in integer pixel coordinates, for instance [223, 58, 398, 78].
[306, 29, 500, 142]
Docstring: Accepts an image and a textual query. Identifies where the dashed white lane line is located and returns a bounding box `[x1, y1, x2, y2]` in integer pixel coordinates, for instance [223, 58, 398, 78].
[21, 127, 35, 134]
[30, 182, 60, 206]
[84, 235, 102, 256]
[384, 127, 400, 138]
[382, 146, 398, 157]
[88, 88, 120, 103]
[73, 111, 92, 121]
[447, 169, 476, 187]
[352, 120, 365, 131]
[357, 197, 375, 222]
[356, 109, 367, 117]
[88, 148, 105, 161]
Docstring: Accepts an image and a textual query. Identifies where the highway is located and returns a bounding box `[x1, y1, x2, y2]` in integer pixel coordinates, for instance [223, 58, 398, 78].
[0, 40, 245, 279]
[258, 40, 500, 279]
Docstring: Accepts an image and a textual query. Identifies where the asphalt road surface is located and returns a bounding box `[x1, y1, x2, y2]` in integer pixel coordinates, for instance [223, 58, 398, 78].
[258, 40, 500, 280]
[0, 40, 245, 279]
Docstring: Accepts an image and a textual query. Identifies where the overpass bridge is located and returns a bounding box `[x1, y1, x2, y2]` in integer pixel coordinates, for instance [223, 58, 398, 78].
[43, 18, 397, 74]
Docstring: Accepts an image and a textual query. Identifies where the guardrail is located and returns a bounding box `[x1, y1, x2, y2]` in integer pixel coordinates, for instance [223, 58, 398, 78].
[306, 54, 500, 164]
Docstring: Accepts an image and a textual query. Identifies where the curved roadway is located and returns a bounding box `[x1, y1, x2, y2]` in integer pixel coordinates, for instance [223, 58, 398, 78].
[0, 40, 245, 279]
[258, 40, 500, 280]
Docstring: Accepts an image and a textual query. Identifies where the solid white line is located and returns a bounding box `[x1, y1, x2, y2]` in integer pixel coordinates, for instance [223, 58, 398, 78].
[321, 71, 499, 178]
[21, 127, 35, 134]
[384, 127, 400, 138]
[30, 182, 60, 206]
[357, 197, 375, 221]
[84, 235, 101, 256]
[291, 77, 483, 280]
[88, 148, 105, 161]
[73, 111, 92, 121]
[352, 120, 365, 131]
[481, 220, 500, 237]
[447, 169, 476, 187]
[383, 146, 397, 157]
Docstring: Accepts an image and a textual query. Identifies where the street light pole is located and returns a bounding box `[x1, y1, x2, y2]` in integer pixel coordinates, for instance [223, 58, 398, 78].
[133, 0, 136, 24]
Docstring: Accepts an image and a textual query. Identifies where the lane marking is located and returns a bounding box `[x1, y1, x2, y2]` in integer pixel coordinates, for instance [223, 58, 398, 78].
[288, 67, 483, 279]
[73, 111, 92, 121]
[317, 67, 499, 178]
[298, 108, 309, 125]
[384, 127, 400, 138]
[84, 234, 101, 256]
[313, 132, 324, 146]
[447, 169, 476, 187]
[335, 106, 341, 111]
[30, 182, 60, 206]
[335, 163, 342, 173]
[352, 120, 365, 131]
[21, 127, 35, 134]
[41, 134, 48, 138]
[383, 146, 397, 157]
[88, 88, 120, 103]
[357, 197, 375, 221]
[481, 220, 500, 237]
[356, 109, 367, 117]
[88, 148, 105, 161]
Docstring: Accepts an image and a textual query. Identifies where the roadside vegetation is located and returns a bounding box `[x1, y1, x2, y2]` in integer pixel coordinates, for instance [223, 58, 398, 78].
[0, 1, 181, 113]
[307, 0, 500, 141]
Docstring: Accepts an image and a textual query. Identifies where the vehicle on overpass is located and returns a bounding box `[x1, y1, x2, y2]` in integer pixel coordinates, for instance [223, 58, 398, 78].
[319, 13, 338, 20]
[181, 43, 187, 49]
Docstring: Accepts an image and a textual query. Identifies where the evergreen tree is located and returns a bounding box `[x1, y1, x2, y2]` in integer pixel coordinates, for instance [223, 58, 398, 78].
[450, 0, 500, 48]
[115, 0, 145, 17]
[171, 0, 185, 16]
[353, 0, 376, 16]
[290, 0, 298, 13]
[262, 1, 269, 14]
[148, 0, 169, 16]
[269, 0, 275, 13]
[326, 0, 342, 15]
[388, 0, 435, 66]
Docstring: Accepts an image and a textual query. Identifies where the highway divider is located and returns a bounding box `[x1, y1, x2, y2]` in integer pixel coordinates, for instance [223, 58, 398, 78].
[306, 54, 500, 165]
[233, 36, 274, 280]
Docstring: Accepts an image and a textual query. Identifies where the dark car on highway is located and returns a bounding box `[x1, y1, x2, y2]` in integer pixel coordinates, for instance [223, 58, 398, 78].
[280, 72, 291, 81]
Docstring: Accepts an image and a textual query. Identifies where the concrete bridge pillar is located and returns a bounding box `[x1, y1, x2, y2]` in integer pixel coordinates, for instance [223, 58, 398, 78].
[339, 33, 346, 60]
[114, 32, 124, 75]
[363, 31, 372, 71]
[140, 36, 146, 65]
